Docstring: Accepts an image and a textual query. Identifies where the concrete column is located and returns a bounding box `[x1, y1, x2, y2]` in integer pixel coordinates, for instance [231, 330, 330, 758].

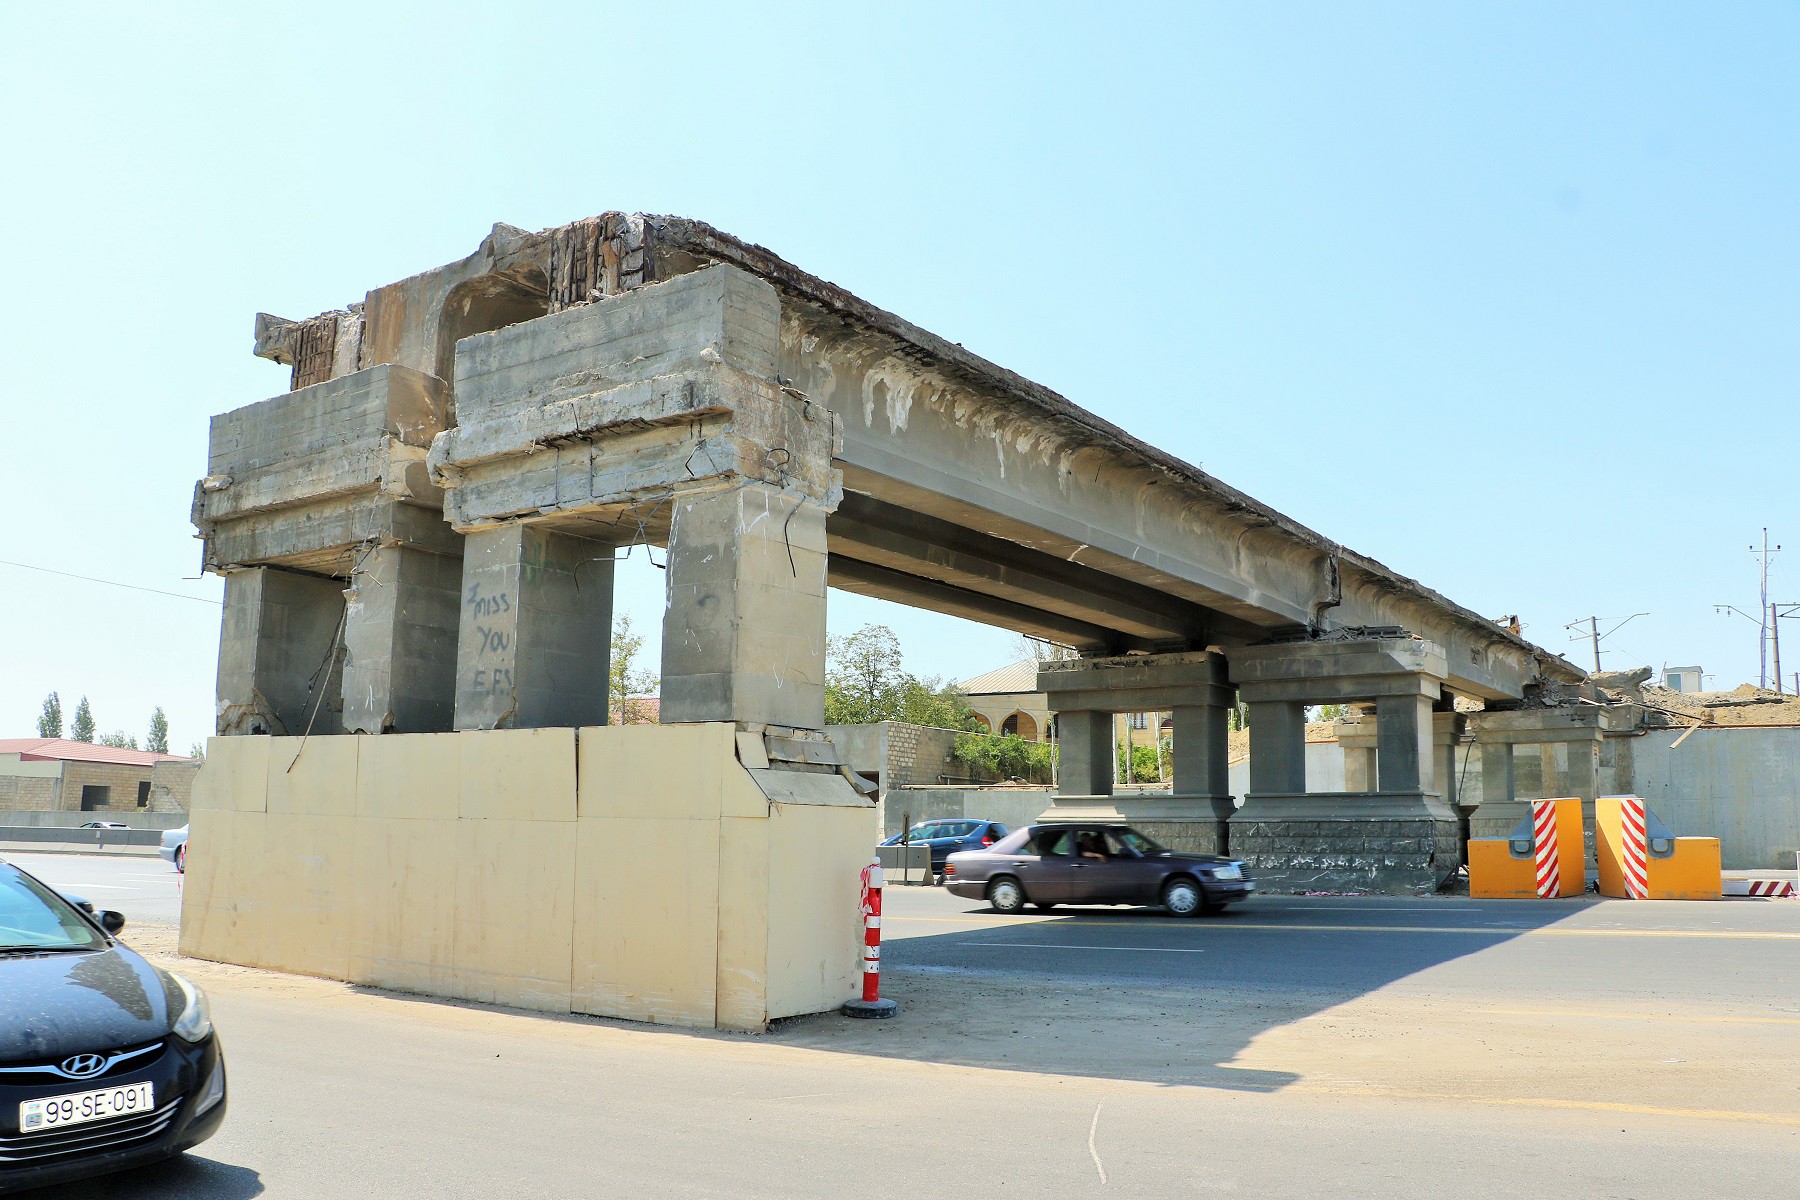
[454, 523, 613, 730]
[661, 483, 829, 728]
[1563, 738, 1599, 802]
[1434, 713, 1467, 812]
[1375, 693, 1435, 794]
[215, 566, 346, 736]
[1480, 742, 1515, 806]
[1246, 700, 1306, 795]
[342, 544, 463, 734]
[1054, 710, 1114, 797]
[1337, 706, 1379, 792]
[1171, 704, 1229, 801]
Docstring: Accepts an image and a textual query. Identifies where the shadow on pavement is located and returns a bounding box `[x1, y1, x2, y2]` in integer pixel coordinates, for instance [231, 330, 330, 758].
[48, 1155, 262, 1199]
[767, 895, 1596, 1092]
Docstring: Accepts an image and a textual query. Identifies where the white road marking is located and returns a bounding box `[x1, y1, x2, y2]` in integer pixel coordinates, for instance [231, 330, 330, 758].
[1088, 1100, 1107, 1185]
[959, 941, 1206, 953]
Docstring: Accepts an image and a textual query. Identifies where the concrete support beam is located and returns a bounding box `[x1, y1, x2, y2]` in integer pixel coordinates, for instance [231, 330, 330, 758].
[1246, 701, 1308, 795]
[341, 544, 463, 734]
[827, 492, 1211, 646]
[661, 484, 830, 729]
[1171, 703, 1230, 803]
[1054, 711, 1115, 798]
[1480, 742, 1514, 810]
[1435, 712, 1467, 813]
[1375, 693, 1434, 795]
[216, 567, 346, 736]
[454, 524, 613, 730]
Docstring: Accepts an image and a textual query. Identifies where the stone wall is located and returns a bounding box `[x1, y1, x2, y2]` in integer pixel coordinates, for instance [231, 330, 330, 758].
[0, 777, 57, 811]
[1231, 817, 1462, 895]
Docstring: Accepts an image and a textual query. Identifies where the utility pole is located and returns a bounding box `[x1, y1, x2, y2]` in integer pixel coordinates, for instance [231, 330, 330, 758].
[1773, 602, 1800, 695]
[1751, 529, 1781, 689]
[1565, 613, 1648, 672]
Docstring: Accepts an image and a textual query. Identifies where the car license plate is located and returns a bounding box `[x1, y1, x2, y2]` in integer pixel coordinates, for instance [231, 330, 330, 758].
[19, 1082, 153, 1133]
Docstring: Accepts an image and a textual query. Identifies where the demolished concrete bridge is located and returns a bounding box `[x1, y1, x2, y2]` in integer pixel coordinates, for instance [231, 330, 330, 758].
[186, 213, 1592, 1027]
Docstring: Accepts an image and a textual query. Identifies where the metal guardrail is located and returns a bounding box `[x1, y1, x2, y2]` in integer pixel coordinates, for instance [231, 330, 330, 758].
[0, 826, 164, 849]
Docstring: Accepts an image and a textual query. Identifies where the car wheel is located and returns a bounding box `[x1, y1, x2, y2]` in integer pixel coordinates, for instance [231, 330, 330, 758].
[175, 845, 186, 874]
[1162, 877, 1202, 917]
[989, 877, 1027, 914]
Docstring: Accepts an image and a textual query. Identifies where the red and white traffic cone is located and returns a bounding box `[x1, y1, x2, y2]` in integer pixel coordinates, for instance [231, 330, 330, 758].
[842, 856, 898, 1018]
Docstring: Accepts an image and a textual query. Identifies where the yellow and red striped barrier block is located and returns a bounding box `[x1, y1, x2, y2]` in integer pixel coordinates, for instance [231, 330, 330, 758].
[1468, 798, 1584, 899]
[1595, 795, 1720, 901]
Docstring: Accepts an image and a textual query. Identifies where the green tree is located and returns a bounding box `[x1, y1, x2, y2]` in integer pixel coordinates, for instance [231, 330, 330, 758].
[98, 731, 139, 750]
[1116, 739, 1163, 783]
[187, 742, 207, 762]
[609, 614, 659, 724]
[146, 707, 170, 754]
[70, 697, 95, 743]
[824, 625, 908, 724]
[36, 692, 62, 739]
[896, 675, 982, 731]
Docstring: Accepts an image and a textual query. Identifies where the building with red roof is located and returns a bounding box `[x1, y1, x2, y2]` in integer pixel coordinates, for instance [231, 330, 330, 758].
[0, 739, 198, 815]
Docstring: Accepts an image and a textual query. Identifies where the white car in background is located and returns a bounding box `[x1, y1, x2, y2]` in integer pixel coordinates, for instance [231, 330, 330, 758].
[160, 824, 189, 873]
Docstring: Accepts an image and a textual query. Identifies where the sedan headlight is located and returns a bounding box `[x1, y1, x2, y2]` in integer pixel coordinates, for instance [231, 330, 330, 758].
[169, 972, 214, 1043]
[1213, 863, 1243, 881]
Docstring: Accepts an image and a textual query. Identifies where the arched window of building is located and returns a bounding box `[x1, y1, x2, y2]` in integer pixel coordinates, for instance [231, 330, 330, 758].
[1000, 711, 1039, 741]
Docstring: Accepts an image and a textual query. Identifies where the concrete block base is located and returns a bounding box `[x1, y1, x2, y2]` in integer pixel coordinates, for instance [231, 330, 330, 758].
[1038, 795, 1231, 855]
[1229, 793, 1461, 893]
[181, 726, 874, 1031]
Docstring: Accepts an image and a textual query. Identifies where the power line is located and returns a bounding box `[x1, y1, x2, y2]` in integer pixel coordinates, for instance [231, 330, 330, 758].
[0, 559, 221, 606]
[1564, 613, 1647, 673]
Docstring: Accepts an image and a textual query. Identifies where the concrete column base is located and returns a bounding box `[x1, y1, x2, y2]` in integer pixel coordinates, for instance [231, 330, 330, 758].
[1230, 792, 1460, 894]
[1038, 794, 1232, 855]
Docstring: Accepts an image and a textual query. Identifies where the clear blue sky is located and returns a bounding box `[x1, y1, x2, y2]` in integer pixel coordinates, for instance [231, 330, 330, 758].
[2, 2, 1796, 751]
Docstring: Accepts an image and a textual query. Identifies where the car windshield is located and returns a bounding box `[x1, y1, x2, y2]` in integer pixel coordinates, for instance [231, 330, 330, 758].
[0, 867, 105, 952]
[1116, 829, 1169, 856]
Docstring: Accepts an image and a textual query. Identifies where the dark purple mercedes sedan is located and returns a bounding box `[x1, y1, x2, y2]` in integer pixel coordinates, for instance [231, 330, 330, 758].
[943, 824, 1255, 916]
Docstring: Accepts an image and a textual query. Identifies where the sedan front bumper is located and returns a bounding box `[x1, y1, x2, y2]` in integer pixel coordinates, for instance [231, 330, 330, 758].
[0, 1039, 226, 1194]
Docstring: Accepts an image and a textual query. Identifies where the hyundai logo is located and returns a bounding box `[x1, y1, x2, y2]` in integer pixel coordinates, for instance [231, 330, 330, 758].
[59, 1053, 107, 1079]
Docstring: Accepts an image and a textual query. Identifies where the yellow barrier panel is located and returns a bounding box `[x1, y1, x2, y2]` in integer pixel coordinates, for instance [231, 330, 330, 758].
[1468, 798, 1583, 899]
[1595, 795, 1720, 901]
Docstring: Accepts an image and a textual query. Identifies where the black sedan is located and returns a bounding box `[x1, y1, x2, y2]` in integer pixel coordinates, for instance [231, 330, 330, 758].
[0, 860, 227, 1193]
[944, 823, 1255, 916]
[880, 820, 1010, 875]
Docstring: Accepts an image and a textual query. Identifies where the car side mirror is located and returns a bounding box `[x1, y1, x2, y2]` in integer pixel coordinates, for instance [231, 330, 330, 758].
[99, 911, 126, 935]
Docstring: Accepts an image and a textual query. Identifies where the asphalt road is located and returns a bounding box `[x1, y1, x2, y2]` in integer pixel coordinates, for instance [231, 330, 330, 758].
[15, 858, 1800, 1198]
[5, 850, 183, 927]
